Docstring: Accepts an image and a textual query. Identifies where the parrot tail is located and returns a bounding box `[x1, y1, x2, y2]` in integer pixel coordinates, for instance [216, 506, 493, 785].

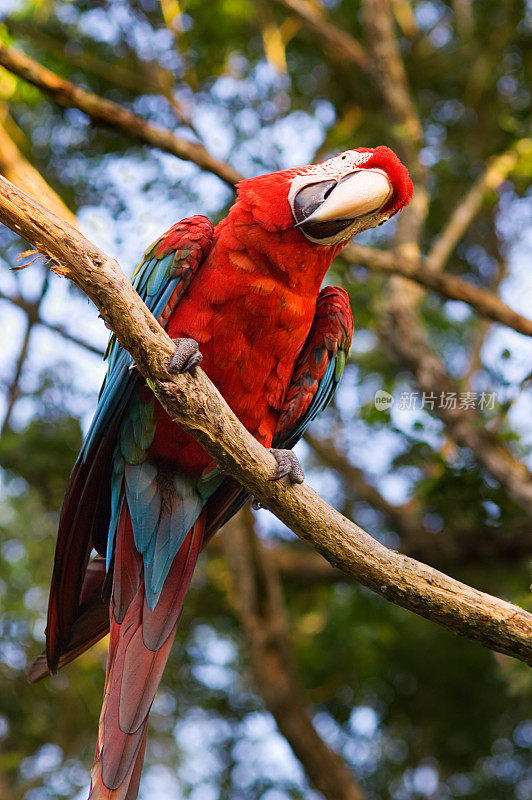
[88, 502, 204, 800]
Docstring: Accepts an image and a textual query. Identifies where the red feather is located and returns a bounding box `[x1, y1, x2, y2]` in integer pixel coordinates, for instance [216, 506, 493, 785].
[89, 505, 204, 798]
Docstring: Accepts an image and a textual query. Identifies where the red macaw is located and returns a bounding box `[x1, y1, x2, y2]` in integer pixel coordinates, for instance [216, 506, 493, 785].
[29, 146, 412, 799]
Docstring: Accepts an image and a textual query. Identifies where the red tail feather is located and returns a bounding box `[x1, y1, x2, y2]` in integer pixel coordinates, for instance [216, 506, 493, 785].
[89, 503, 204, 799]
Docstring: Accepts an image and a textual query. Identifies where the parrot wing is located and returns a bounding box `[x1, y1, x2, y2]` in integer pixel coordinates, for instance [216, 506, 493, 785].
[83, 214, 215, 465]
[273, 285, 354, 449]
[202, 285, 355, 533]
[40, 216, 215, 678]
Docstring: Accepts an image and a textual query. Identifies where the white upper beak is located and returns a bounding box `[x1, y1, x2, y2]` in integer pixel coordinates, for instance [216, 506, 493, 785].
[301, 169, 392, 224]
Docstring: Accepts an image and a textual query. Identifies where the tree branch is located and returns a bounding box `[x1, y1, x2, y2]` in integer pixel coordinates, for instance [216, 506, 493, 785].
[1, 270, 51, 434]
[0, 43, 242, 188]
[305, 433, 532, 567]
[208, 535, 346, 584]
[344, 242, 532, 337]
[363, 0, 424, 173]
[271, 0, 369, 71]
[1, 292, 39, 435]
[209, 516, 532, 580]
[273, 3, 530, 338]
[305, 432, 429, 543]
[0, 175, 531, 664]
[224, 508, 369, 800]
[0, 114, 101, 432]
[424, 144, 527, 272]
[381, 301, 532, 515]
[4, 18, 175, 97]
[463, 218, 508, 387]
[0, 115, 78, 225]
[362, 0, 429, 349]
[359, 0, 532, 516]
[4, 37, 527, 339]
[0, 288, 103, 355]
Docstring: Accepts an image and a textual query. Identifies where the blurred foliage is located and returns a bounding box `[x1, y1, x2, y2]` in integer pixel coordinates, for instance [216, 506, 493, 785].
[0, 417, 82, 508]
[0, 1, 531, 799]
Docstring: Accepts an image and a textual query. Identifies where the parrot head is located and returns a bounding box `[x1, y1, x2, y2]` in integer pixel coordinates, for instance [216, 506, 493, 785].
[235, 146, 413, 248]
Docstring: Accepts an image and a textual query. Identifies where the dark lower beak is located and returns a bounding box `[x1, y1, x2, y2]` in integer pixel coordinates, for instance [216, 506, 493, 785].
[292, 171, 392, 241]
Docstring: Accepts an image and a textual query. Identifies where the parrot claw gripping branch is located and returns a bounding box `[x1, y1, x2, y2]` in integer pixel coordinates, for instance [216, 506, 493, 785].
[168, 337, 203, 375]
[29, 147, 412, 799]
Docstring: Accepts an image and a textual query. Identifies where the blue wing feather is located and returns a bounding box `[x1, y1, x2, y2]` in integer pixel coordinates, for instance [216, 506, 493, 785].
[82, 215, 215, 465]
[76, 217, 216, 604]
[274, 356, 339, 450]
[81, 252, 189, 461]
[273, 286, 353, 450]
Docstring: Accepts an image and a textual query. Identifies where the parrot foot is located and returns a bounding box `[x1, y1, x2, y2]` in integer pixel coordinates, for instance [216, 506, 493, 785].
[269, 449, 305, 484]
[168, 338, 203, 375]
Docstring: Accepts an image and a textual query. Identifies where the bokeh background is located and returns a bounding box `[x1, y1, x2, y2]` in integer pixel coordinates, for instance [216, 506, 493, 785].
[0, 1, 531, 799]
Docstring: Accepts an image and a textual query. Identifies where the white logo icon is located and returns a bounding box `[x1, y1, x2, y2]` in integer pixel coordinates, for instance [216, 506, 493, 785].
[374, 390, 394, 411]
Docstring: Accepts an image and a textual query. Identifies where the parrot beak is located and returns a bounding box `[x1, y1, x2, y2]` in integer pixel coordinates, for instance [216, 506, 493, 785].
[301, 170, 392, 223]
[290, 169, 393, 244]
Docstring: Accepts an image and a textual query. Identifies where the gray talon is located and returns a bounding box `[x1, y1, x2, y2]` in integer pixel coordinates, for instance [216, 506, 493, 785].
[168, 337, 203, 375]
[269, 448, 305, 484]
